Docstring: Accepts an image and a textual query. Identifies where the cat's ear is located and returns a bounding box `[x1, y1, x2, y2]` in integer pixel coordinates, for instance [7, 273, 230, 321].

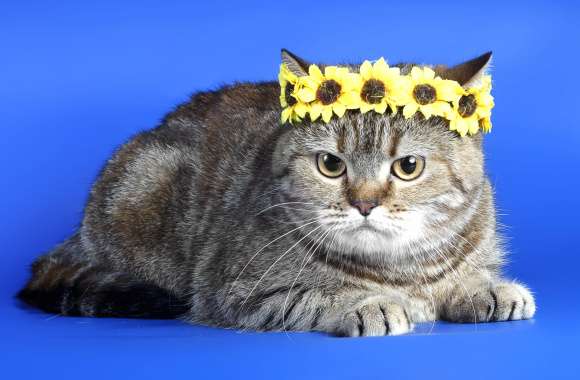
[435, 52, 492, 88]
[281, 49, 310, 77]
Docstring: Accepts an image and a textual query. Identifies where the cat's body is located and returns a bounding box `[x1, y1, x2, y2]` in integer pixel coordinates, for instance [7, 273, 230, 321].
[18, 52, 535, 336]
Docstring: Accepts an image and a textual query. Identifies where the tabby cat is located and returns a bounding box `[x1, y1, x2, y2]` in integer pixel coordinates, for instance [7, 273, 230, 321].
[18, 50, 535, 336]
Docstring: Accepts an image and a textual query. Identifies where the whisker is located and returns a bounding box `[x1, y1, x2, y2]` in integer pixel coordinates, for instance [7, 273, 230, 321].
[406, 240, 437, 334]
[238, 224, 326, 313]
[226, 218, 325, 299]
[282, 225, 337, 332]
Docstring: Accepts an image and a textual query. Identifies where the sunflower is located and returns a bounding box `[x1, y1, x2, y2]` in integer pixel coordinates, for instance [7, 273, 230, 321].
[400, 66, 463, 119]
[279, 64, 308, 123]
[354, 58, 404, 114]
[295, 64, 359, 123]
[448, 76, 495, 136]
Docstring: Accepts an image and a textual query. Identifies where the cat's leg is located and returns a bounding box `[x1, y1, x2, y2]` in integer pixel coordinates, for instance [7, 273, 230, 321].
[439, 276, 536, 323]
[226, 286, 415, 337]
[18, 234, 189, 319]
[19, 262, 189, 319]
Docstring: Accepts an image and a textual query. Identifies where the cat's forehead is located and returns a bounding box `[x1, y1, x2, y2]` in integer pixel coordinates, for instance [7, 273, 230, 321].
[294, 112, 454, 157]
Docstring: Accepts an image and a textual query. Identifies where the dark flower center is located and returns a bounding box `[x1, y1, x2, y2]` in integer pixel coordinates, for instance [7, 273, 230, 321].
[360, 79, 386, 104]
[413, 84, 437, 105]
[457, 94, 477, 118]
[285, 83, 297, 106]
[316, 79, 342, 105]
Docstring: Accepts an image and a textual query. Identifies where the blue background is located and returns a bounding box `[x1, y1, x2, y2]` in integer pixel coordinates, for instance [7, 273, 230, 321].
[1, 1, 579, 378]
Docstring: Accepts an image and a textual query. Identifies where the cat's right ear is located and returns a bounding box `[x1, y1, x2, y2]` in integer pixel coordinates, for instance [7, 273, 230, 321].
[281, 49, 310, 77]
[435, 51, 492, 88]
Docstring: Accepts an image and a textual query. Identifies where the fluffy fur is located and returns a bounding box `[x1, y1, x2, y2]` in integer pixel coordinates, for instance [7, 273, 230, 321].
[18, 51, 535, 336]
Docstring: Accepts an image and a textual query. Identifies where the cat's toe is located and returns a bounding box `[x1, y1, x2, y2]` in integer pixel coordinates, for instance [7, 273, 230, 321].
[336, 297, 413, 337]
[449, 287, 496, 323]
[492, 283, 536, 321]
[443, 282, 536, 323]
[518, 284, 536, 319]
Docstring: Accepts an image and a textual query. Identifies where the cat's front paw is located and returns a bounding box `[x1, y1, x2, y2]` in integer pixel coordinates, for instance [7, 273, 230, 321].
[443, 282, 536, 323]
[334, 296, 413, 337]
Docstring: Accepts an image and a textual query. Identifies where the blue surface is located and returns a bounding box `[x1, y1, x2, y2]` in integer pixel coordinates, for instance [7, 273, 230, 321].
[1, 1, 579, 379]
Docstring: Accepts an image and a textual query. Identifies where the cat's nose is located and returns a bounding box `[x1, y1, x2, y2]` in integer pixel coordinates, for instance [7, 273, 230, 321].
[350, 199, 378, 217]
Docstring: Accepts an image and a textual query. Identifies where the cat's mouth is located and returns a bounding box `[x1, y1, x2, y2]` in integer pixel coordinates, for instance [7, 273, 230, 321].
[350, 220, 393, 236]
[358, 221, 378, 231]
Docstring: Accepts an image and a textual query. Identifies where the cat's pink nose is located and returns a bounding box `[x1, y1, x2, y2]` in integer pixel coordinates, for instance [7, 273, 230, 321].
[351, 200, 378, 217]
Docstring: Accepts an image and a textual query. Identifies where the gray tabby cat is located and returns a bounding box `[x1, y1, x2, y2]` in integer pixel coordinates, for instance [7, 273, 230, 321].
[19, 50, 535, 336]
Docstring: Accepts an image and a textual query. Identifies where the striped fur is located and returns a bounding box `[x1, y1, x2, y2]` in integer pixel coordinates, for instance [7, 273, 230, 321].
[18, 54, 535, 336]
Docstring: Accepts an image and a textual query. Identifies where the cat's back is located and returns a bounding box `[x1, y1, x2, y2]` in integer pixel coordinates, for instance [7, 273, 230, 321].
[160, 80, 282, 209]
[165, 81, 280, 139]
[80, 81, 281, 287]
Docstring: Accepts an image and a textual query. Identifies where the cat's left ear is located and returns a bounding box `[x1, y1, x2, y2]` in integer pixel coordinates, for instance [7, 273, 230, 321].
[435, 52, 492, 88]
[281, 49, 310, 77]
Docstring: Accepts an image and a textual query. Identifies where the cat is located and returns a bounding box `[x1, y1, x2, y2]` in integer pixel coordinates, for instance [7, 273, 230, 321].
[18, 50, 535, 336]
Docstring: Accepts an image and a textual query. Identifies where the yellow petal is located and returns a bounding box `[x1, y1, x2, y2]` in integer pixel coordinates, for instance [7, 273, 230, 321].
[429, 102, 451, 117]
[374, 103, 388, 114]
[360, 60, 373, 79]
[480, 117, 492, 133]
[342, 73, 360, 90]
[476, 107, 491, 119]
[308, 65, 324, 81]
[340, 91, 360, 107]
[279, 64, 297, 82]
[421, 104, 433, 119]
[325, 65, 337, 78]
[455, 118, 469, 137]
[387, 66, 401, 77]
[437, 80, 464, 102]
[296, 87, 316, 103]
[449, 118, 458, 132]
[467, 118, 480, 135]
[281, 108, 291, 123]
[372, 57, 389, 77]
[309, 103, 322, 121]
[423, 67, 436, 80]
[477, 93, 494, 108]
[410, 66, 423, 81]
[333, 103, 346, 117]
[480, 76, 492, 92]
[403, 103, 418, 118]
[299, 76, 320, 90]
[394, 77, 413, 103]
[360, 102, 373, 113]
[322, 107, 333, 123]
[335, 66, 348, 76]
[294, 103, 308, 118]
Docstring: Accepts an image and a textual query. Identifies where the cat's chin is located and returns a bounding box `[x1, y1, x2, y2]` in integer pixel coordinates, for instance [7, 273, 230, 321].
[330, 223, 412, 259]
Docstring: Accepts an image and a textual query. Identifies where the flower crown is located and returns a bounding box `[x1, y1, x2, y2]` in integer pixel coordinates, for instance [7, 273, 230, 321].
[279, 58, 494, 137]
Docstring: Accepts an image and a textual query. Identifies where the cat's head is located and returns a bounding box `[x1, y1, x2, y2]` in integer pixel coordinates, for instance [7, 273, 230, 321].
[271, 50, 492, 264]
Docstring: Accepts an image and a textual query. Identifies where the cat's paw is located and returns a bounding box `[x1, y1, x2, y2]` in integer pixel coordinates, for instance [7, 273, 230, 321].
[334, 296, 413, 337]
[443, 282, 536, 323]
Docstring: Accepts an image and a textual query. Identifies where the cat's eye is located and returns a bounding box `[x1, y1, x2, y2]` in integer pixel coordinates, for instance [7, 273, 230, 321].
[317, 153, 346, 178]
[391, 155, 425, 181]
